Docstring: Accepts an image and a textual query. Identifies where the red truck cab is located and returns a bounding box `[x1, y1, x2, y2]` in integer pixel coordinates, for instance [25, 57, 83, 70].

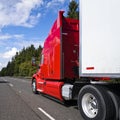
[32, 11, 79, 101]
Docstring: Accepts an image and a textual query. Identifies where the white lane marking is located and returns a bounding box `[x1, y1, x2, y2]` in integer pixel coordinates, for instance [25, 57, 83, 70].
[19, 91, 22, 93]
[9, 83, 13, 87]
[4, 79, 7, 82]
[1, 77, 7, 82]
[38, 107, 55, 120]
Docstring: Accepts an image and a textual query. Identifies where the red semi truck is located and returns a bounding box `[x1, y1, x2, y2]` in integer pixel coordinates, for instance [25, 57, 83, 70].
[32, 1, 120, 120]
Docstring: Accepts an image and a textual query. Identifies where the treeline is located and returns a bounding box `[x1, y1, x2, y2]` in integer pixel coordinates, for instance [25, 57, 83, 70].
[0, 45, 42, 77]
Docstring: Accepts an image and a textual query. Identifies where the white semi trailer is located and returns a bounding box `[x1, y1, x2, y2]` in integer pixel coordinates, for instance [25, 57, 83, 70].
[78, 0, 120, 120]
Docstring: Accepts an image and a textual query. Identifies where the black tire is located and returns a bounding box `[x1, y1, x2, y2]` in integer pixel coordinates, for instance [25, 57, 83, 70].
[32, 79, 38, 94]
[78, 85, 115, 120]
[108, 90, 120, 120]
[119, 107, 120, 120]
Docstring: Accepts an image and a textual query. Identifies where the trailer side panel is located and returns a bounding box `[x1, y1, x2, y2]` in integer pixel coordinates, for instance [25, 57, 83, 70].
[80, 0, 120, 77]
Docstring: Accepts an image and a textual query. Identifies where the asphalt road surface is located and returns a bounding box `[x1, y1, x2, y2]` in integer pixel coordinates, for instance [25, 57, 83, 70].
[0, 77, 83, 120]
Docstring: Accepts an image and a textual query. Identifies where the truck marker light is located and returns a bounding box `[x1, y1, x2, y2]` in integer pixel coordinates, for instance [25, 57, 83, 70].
[86, 67, 94, 70]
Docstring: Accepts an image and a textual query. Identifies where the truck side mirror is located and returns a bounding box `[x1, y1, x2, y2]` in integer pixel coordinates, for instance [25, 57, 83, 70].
[38, 65, 41, 69]
[31, 57, 36, 66]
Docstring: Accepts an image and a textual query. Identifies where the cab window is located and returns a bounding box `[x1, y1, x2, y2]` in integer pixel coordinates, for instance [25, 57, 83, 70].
[41, 54, 44, 64]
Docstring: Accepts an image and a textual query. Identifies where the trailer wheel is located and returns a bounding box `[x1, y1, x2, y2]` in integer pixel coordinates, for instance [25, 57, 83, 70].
[108, 90, 120, 120]
[32, 79, 38, 94]
[78, 85, 114, 120]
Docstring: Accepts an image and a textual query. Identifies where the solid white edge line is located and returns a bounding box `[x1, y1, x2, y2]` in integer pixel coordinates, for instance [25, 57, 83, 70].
[38, 107, 55, 120]
[9, 83, 13, 87]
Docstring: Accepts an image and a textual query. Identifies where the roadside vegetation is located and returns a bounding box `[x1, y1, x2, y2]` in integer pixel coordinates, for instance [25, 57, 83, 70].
[0, 45, 42, 77]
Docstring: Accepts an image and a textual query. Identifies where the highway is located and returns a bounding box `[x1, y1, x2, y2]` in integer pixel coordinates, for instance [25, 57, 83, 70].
[0, 77, 83, 120]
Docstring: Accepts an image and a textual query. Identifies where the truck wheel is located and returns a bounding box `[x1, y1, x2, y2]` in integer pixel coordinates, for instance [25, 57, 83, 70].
[108, 90, 120, 120]
[78, 85, 114, 120]
[32, 79, 38, 94]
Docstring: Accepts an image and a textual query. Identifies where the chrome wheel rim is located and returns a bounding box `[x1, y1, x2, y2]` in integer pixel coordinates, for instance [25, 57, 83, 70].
[32, 81, 36, 92]
[82, 93, 98, 118]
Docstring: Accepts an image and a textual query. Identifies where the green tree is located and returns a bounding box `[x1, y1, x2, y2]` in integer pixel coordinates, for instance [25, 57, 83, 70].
[0, 68, 6, 76]
[67, 0, 79, 19]
[0, 44, 42, 77]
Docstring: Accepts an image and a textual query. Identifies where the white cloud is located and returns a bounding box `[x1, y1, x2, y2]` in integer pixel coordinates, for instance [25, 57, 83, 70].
[46, 0, 65, 8]
[1, 47, 18, 59]
[13, 39, 44, 49]
[0, 62, 7, 71]
[0, 0, 43, 28]
[0, 33, 43, 50]
[13, 34, 24, 39]
[0, 34, 24, 48]
[0, 63, 3, 71]
[0, 0, 67, 29]
[0, 47, 18, 70]
[0, 34, 24, 40]
[0, 34, 11, 40]
[0, 63, 2, 67]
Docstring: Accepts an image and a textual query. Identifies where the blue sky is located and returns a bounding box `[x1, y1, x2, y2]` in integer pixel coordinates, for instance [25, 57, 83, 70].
[0, 0, 79, 71]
